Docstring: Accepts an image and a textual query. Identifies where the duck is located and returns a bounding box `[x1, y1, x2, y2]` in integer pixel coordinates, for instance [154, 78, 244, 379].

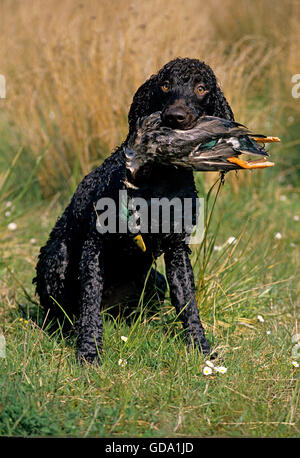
[124, 111, 279, 177]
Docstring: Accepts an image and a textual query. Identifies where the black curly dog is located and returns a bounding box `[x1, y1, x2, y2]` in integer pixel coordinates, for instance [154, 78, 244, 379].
[34, 58, 234, 363]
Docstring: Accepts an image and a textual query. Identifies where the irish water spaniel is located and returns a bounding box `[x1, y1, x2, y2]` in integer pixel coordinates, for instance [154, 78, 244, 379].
[34, 57, 234, 363]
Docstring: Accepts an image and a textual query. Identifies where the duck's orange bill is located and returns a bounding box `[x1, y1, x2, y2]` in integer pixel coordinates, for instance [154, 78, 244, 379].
[227, 157, 275, 169]
[252, 136, 281, 143]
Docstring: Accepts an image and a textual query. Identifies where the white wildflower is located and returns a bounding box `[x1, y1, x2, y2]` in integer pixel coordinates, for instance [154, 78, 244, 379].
[5, 211, 11, 217]
[7, 222, 17, 231]
[279, 195, 287, 202]
[30, 238, 37, 244]
[214, 245, 223, 252]
[274, 232, 282, 240]
[5, 201, 12, 208]
[121, 336, 128, 342]
[293, 215, 299, 222]
[292, 361, 299, 368]
[266, 330, 271, 335]
[118, 358, 127, 367]
[227, 236, 237, 245]
[257, 315, 265, 323]
[203, 366, 213, 376]
[214, 366, 227, 374]
[205, 360, 214, 368]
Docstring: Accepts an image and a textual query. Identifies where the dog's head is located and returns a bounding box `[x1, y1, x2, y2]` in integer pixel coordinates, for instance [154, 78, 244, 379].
[128, 58, 234, 135]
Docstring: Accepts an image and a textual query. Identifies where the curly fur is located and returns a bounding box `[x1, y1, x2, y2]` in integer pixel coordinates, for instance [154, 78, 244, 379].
[34, 57, 234, 363]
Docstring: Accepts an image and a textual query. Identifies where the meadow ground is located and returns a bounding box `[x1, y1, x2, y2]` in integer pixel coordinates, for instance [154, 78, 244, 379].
[0, 0, 299, 437]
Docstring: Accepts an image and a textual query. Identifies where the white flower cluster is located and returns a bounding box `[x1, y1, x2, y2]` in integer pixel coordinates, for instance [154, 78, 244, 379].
[4, 201, 18, 231]
[203, 360, 227, 376]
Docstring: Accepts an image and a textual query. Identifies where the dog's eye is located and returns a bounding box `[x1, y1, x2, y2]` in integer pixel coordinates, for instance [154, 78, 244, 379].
[195, 85, 206, 95]
[161, 81, 171, 92]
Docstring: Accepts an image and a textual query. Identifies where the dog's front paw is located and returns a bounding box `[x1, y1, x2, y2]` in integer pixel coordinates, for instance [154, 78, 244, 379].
[200, 339, 219, 360]
[76, 339, 102, 365]
[187, 331, 212, 356]
[200, 338, 211, 356]
[76, 349, 102, 365]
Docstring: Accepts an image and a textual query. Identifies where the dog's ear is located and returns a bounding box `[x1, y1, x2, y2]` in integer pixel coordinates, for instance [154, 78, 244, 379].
[127, 74, 159, 135]
[209, 84, 235, 121]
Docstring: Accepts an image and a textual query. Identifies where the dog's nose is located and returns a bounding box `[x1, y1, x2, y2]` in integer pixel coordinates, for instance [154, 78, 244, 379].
[161, 106, 193, 129]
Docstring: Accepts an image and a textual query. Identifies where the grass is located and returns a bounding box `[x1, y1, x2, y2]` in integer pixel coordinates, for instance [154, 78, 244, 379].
[0, 172, 299, 437]
[0, 0, 300, 438]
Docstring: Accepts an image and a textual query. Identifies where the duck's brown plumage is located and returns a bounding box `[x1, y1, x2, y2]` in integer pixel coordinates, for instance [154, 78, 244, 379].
[125, 112, 277, 176]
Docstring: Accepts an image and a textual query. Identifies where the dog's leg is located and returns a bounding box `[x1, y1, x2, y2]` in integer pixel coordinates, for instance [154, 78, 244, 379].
[164, 245, 211, 355]
[34, 238, 71, 327]
[77, 236, 104, 363]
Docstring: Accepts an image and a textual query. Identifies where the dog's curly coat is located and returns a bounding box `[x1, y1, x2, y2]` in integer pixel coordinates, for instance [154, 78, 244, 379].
[34, 58, 234, 363]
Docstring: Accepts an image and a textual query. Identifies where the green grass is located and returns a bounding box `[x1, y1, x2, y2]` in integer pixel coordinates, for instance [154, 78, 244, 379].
[0, 165, 299, 437]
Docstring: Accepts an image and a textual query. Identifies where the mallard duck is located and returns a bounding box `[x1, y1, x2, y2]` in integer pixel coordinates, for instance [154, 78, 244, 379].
[125, 112, 279, 177]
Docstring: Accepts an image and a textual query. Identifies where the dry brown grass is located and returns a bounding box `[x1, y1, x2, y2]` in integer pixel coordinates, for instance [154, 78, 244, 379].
[1, 0, 300, 195]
